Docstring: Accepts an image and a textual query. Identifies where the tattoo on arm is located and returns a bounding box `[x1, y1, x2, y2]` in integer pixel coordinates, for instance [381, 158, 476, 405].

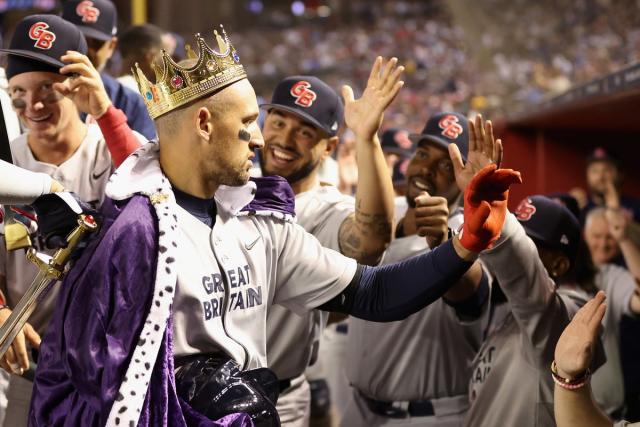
[338, 204, 393, 265]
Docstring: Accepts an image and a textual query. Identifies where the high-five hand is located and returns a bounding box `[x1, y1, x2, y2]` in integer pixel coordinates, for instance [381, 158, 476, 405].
[554, 291, 606, 379]
[450, 114, 504, 193]
[342, 56, 404, 142]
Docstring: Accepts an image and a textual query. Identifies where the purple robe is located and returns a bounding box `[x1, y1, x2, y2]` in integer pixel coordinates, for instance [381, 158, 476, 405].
[29, 176, 295, 426]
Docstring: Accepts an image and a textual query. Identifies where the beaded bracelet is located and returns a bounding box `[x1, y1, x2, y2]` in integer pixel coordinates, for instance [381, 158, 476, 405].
[551, 361, 591, 390]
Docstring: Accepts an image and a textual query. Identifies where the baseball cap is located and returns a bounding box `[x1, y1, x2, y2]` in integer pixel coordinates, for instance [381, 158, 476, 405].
[381, 128, 414, 157]
[515, 195, 580, 260]
[62, 0, 118, 42]
[0, 15, 88, 79]
[409, 112, 469, 161]
[586, 146, 619, 168]
[546, 192, 580, 220]
[260, 76, 343, 137]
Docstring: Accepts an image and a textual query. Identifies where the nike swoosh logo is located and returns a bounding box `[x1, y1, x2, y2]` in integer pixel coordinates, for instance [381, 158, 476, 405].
[92, 165, 111, 181]
[245, 236, 261, 250]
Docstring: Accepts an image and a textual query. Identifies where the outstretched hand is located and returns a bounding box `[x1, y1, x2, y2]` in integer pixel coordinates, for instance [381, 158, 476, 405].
[54, 51, 112, 119]
[342, 56, 404, 142]
[450, 114, 504, 193]
[554, 291, 606, 379]
[459, 164, 522, 253]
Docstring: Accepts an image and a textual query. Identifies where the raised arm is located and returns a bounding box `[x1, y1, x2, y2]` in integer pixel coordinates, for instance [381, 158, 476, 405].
[55, 51, 142, 167]
[443, 114, 503, 305]
[337, 57, 403, 265]
[554, 291, 613, 427]
[321, 165, 521, 322]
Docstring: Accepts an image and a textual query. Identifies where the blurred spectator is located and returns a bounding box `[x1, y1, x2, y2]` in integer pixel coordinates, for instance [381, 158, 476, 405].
[117, 23, 165, 92]
[585, 208, 624, 267]
[571, 148, 640, 224]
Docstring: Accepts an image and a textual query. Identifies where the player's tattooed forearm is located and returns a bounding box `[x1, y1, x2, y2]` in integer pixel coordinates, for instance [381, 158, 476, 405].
[354, 207, 393, 237]
[338, 215, 385, 265]
[238, 129, 251, 142]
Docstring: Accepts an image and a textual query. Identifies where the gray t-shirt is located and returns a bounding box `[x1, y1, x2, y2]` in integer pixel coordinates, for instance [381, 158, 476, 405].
[346, 199, 483, 403]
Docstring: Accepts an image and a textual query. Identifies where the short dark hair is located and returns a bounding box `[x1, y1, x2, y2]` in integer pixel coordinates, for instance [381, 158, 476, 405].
[118, 24, 164, 59]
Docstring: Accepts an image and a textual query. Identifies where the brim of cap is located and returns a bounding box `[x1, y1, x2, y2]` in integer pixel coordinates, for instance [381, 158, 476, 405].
[260, 103, 334, 136]
[382, 147, 413, 157]
[77, 25, 113, 41]
[586, 156, 617, 167]
[520, 225, 551, 248]
[0, 49, 64, 69]
[409, 133, 466, 160]
[522, 224, 575, 257]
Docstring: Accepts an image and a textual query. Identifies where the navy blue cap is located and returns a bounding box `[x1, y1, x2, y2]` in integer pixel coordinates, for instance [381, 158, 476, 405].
[381, 128, 414, 157]
[586, 146, 619, 168]
[515, 195, 580, 260]
[547, 192, 580, 220]
[62, 0, 118, 42]
[0, 15, 87, 78]
[261, 76, 343, 137]
[392, 157, 410, 186]
[410, 112, 469, 160]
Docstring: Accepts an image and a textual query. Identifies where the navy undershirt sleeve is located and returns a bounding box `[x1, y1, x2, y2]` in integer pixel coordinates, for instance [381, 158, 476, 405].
[318, 239, 473, 322]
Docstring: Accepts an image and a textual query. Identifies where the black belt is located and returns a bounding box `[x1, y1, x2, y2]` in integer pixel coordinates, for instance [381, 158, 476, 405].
[360, 391, 435, 418]
[278, 378, 292, 393]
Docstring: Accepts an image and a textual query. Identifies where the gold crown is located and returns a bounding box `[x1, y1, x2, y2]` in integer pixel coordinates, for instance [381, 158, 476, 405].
[133, 26, 246, 119]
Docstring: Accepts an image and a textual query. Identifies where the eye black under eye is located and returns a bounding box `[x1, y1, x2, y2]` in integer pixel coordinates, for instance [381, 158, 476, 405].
[12, 98, 26, 109]
[238, 129, 251, 142]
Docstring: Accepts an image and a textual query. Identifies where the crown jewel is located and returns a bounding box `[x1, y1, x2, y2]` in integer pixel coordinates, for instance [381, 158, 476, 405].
[133, 26, 246, 119]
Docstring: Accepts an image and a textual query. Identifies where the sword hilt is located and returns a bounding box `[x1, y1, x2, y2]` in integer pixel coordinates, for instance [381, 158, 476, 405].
[27, 213, 99, 279]
[0, 213, 99, 365]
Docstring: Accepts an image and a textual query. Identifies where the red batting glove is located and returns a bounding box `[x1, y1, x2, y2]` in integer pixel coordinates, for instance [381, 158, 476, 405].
[460, 164, 522, 252]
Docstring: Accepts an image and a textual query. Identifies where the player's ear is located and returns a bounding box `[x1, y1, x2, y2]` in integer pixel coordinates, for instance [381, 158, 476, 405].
[551, 254, 571, 278]
[323, 136, 339, 158]
[108, 37, 118, 51]
[195, 106, 213, 142]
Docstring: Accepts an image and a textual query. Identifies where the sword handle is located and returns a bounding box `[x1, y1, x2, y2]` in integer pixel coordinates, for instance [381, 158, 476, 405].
[0, 214, 99, 362]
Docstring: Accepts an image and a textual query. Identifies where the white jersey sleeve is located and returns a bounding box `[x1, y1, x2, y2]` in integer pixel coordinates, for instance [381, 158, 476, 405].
[295, 185, 354, 251]
[271, 220, 358, 314]
[0, 160, 52, 205]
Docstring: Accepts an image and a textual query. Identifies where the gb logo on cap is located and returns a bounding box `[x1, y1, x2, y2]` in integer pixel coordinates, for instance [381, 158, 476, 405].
[29, 22, 56, 50]
[439, 114, 464, 139]
[290, 81, 317, 108]
[515, 198, 537, 221]
[76, 0, 101, 24]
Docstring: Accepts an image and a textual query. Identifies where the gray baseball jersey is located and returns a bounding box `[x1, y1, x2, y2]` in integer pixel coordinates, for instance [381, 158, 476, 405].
[170, 188, 358, 369]
[591, 263, 638, 414]
[0, 124, 112, 334]
[346, 199, 482, 404]
[465, 214, 591, 427]
[266, 184, 354, 379]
